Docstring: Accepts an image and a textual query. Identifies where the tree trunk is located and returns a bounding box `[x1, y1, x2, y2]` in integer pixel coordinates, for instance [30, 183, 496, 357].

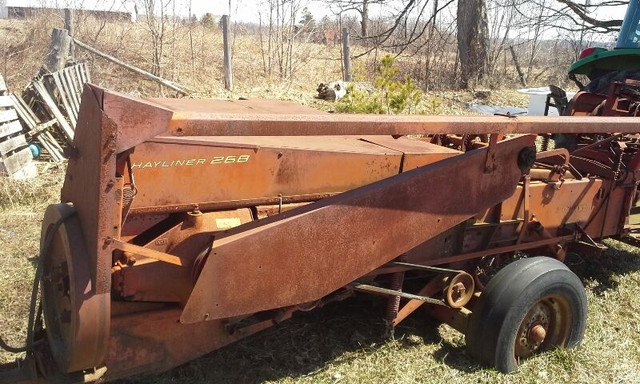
[456, 0, 488, 89]
[361, 0, 369, 38]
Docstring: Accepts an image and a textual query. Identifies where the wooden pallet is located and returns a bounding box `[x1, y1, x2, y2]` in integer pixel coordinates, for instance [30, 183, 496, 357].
[50, 62, 90, 128]
[11, 93, 64, 162]
[19, 62, 91, 154]
[0, 75, 36, 179]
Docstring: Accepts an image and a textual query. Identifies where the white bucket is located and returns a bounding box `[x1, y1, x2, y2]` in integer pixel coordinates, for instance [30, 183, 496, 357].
[517, 87, 576, 116]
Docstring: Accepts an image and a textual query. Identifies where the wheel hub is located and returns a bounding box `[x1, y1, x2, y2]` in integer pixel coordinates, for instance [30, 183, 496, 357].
[515, 300, 551, 358]
[529, 324, 547, 344]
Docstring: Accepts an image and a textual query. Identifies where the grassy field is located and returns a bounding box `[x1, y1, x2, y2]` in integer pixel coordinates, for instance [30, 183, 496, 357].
[1, 159, 640, 384]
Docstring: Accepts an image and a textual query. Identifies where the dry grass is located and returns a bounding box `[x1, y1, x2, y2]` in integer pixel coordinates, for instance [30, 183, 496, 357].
[0, 163, 65, 365]
[0, 163, 65, 211]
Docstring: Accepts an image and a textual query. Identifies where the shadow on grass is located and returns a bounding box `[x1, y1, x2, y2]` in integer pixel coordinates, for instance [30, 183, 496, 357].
[430, 339, 478, 373]
[393, 309, 480, 373]
[115, 295, 479, 384]
[566, 238, 640, 296]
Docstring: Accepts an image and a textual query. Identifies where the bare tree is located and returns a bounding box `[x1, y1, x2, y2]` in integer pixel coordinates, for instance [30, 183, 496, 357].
[327, 0, 387, 37]
[556, 0, 625, 31]
[344, 0, 455, 58]
[188, 0, 195, 76]
[511, 0, 627, 33]
[141, 0, 172, 78]
[258, 0, 309, 79]
[485, 0, 518, 80]
[457, 0, 488, 88]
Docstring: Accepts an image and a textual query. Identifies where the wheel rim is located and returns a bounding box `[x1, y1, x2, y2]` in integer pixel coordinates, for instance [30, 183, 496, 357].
[514, 294, 572, 359]
[41, 204, 110, 372]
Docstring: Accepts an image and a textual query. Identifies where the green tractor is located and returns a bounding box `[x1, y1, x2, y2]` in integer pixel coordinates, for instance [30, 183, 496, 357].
[569, 0, 640, 94]
[546, 1, 640, 149]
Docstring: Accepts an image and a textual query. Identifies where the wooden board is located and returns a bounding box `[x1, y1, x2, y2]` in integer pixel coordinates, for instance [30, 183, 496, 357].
[0, 109, 17, 124]
[31, 80, 74, 141]
[10, 94, 65, 163]
[52, 72, 77, 126]
[0, 134, 27, 155]
[81, 63, 90, 84]
[63, 68, 80, 111]
[0, 147, 33, 175]
[38, 135, 64, 162]
[0, 95, 13, 108]
[9, 162, 37, 180]
[0, 121, 22, 139]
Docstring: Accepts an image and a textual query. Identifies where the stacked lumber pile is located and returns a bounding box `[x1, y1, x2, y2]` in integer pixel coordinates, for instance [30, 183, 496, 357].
[0, 76, 36, 179]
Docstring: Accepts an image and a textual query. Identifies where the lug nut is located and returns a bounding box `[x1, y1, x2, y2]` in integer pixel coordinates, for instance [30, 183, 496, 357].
[529, 324, 547, 344]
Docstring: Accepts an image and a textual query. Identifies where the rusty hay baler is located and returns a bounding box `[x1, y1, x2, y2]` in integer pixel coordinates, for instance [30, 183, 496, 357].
[2, 82, 640, 382]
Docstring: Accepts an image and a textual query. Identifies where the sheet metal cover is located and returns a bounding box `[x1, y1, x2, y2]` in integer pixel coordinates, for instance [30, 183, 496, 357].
[181, 135, 536, 323]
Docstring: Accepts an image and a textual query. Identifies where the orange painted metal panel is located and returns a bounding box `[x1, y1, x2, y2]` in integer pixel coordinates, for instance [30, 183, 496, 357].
[181, 135, 536, 322]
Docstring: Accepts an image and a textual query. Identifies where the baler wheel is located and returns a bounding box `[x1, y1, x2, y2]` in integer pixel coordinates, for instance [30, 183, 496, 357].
[40, 204, 110, 373]
[465, 256, 586, 373]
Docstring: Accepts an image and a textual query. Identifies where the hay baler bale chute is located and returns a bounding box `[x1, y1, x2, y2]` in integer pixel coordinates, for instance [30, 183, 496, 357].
[2, 83, 640, 382]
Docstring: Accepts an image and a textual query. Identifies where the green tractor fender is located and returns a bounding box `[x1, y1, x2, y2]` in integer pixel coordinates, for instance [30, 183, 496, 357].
[569, 0, 640, 82]
[569, 48, 640, 81]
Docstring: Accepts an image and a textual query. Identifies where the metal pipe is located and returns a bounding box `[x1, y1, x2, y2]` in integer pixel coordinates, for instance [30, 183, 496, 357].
[351, 283, 446, 306]
[422, 235, 576, 266]
[166, 113, 640, 137]
[128, 193, 335, 216]
[389, 261, 460, 274]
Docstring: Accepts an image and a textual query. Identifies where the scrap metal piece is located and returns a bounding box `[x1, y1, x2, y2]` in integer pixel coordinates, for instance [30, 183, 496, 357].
[80, 86, 640, 139]
[60, 86, 121, 294]
[109, 238, 186, 266]
[165, 111, 640, 137]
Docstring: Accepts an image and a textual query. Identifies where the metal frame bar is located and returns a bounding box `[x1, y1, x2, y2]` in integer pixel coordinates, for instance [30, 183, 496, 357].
[351, 283, 447, 306]
[165, 113, 640, 137]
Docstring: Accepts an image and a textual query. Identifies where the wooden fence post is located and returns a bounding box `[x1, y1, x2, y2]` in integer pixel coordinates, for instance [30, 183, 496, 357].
[222, 15, 233, 91]
[342, 28, 352, 82]
[46, 28, 71, 72]
[64, 8, 75, 60]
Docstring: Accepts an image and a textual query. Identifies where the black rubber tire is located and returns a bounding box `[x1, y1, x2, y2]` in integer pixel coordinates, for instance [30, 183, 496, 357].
[585, 69, 640, 95]
[465, 256, 587, 373]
